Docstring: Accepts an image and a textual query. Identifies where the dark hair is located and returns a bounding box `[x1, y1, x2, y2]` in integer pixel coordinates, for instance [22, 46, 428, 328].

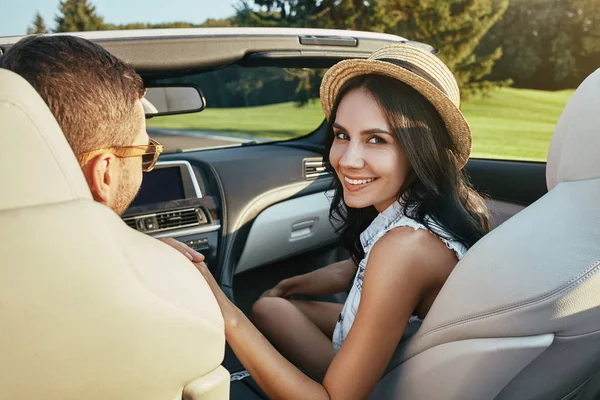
[324, 74, 491, 264]
[0, 35, 145, 155]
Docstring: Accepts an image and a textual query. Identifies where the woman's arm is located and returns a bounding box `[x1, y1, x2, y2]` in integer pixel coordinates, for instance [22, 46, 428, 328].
[263, 258, 357, 298]
[195, 227, 457, 400]
[196, 265, 332, 399]
[321, 228, 458, 398]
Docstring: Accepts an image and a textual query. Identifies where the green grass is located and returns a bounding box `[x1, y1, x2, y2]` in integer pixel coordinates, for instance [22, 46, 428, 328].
[462, 87, 574, 161]
[147, 101, 326, 139]
[147, 87, 575, 161]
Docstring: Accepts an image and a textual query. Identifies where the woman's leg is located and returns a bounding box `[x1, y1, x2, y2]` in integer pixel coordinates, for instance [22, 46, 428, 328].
[251, 297, 342, 382]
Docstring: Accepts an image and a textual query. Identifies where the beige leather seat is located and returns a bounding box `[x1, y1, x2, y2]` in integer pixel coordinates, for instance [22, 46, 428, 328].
[371, 69, 600, 399]
[0, 69, 229, 399]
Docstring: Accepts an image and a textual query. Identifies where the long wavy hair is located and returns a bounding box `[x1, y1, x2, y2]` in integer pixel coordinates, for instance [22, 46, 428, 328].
[324, 74, 491, 264]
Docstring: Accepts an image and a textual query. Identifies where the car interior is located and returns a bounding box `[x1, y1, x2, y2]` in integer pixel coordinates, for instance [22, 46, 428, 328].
[1, 28, 599, 400]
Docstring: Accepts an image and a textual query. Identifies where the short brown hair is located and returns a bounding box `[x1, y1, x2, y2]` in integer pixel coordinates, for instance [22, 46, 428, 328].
[0, 35, 145, 155]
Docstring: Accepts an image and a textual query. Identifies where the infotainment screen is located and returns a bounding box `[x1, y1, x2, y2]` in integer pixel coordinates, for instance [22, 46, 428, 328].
[129, 167, 186, 207]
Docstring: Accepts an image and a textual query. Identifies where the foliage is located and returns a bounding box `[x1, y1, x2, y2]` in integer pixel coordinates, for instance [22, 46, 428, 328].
[103, 22, 202, 30]
[27, 12, 49, 34]
[233, 0, 376, 29]
[235, 0, 511, 98]
[153, 65, 325, 108]
[481, 0, 600, 90]
[374, 0, 511, 97]
[54, 0, 105, 32]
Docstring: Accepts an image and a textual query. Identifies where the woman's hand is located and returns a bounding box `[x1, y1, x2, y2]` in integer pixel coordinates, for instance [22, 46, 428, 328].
[258, 259, 357, 301]
[157, 237, 205, 263]
[260, 282, 290, 299]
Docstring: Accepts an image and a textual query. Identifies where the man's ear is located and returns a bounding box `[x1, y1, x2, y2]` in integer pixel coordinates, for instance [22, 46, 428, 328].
[81, 153, 118, 205]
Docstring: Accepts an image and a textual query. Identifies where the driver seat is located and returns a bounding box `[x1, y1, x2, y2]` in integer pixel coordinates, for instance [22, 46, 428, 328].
[0, 69, 229, 399]
[371, 69, 600, 399]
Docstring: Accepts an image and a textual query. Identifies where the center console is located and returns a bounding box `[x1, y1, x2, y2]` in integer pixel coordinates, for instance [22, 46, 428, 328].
[122, 160, 221, 268]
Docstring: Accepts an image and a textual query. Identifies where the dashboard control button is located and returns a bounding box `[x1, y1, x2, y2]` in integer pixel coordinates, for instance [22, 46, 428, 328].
[185, 237, 209, 250]
[144, 217, 155, 231]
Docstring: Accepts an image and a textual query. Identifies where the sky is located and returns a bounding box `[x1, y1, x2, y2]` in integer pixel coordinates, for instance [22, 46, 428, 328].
[0, 0, 239, 36]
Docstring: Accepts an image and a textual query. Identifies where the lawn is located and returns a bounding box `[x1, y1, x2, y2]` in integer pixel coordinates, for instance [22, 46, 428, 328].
[461, 87, 574, 161]
[147, 87, 574, 161]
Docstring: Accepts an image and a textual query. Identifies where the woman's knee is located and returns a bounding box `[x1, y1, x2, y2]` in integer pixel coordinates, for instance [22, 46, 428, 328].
[251, 296, 290, 328]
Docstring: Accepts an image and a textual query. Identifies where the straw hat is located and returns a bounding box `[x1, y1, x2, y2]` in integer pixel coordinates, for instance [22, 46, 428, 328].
[320, 43, 471, 169]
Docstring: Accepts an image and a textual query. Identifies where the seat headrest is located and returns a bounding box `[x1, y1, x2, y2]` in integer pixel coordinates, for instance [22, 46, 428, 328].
[547, 68, 600, 190]
[0, 69, 91, 211]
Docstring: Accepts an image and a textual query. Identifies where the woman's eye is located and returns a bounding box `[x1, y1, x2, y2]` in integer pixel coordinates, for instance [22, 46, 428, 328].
[368, 136, 386, 144]
[334, 131, 349, 140]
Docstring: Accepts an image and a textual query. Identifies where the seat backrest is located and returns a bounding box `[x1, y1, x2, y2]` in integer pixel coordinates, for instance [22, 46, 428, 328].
[0, 68, 229, 399]
[371, 69, 600, 400]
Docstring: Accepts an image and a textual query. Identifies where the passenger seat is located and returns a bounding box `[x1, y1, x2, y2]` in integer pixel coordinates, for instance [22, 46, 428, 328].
[370, 68, 600, 399]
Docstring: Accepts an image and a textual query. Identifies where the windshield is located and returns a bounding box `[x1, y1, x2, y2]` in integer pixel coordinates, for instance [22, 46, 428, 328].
[147, 65, 327, 153]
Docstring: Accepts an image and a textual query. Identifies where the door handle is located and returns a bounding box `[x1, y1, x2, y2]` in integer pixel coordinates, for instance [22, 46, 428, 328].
[290, 218, 317, 240]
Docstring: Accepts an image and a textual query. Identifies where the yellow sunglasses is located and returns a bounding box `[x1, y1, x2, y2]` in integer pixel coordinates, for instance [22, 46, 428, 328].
[77, 138, 164, 172]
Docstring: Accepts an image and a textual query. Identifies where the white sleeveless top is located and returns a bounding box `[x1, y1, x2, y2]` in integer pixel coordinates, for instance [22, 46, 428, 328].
[332, 201, 468, 353]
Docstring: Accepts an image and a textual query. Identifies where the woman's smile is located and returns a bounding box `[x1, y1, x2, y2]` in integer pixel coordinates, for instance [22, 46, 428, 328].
[342, 175, 378, 192]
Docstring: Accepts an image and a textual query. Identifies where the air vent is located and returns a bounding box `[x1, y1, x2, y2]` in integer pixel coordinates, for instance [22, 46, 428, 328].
[303, 157, 331, 180]
[123, 207, 208, 233]
[156, 208, 203, 230]
[124, 218, 137, 229]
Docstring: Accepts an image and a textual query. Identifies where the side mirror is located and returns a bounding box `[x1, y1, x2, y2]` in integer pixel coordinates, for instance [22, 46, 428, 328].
[143, 85, 206, 118]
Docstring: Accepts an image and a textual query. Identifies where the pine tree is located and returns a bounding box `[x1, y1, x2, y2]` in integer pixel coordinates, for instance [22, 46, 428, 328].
[27, 12, 49, 34]
[55, 0, 105, 32]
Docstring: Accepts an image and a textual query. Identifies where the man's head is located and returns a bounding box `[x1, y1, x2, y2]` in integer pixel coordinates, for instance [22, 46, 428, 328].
[1, 35, 149, 215]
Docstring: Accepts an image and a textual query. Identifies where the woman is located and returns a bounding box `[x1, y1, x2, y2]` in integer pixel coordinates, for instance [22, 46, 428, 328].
[195, 43, 491, 399]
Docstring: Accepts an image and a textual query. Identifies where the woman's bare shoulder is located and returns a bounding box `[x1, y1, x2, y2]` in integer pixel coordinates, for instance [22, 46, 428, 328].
[367, 225, 459, 288]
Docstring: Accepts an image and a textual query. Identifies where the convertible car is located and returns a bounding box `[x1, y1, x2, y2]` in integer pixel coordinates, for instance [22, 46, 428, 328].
[1, 28, 599, 400]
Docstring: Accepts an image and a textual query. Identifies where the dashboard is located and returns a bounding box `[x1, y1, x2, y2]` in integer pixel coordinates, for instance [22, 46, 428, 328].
[120, 142, 334, 299]
[122, 160, 222, 269]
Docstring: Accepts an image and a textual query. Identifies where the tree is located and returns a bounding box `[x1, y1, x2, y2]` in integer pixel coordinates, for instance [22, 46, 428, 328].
[482, 0, 600, 90]
[55, 0, 105, 32]
[103, 18, 232, 31]
[27, 12, 49, 34]
[235, 0, 510, 97]
[234, 0, 376, 29]
[103, 22, 205, 30]
[373, 0, 511, 96]
[200, 18, 234, 27]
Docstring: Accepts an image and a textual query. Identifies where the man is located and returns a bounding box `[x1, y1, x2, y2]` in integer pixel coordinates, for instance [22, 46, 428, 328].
[1, 35, 203, 261]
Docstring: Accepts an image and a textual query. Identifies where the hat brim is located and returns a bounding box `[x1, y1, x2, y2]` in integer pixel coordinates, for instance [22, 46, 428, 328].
[320, 59, 472, 168]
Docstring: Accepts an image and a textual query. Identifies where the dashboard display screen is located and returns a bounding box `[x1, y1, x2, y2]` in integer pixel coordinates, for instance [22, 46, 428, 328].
[130, 167, 186, 207]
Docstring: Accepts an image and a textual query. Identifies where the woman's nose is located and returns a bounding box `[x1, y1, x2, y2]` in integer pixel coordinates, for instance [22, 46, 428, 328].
[339, 142, 364, 169]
